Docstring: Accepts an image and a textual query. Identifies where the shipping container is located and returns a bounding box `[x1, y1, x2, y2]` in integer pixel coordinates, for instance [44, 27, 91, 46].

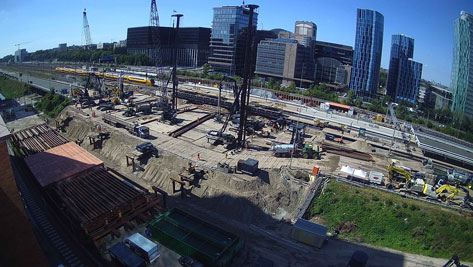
[290, 219, 328, 248]
[109, 242, 146, 267]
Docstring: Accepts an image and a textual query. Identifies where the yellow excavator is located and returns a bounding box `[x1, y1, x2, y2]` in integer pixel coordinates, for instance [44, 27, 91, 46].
[435, 184, 460, 202]
[386, 163, 412, 189]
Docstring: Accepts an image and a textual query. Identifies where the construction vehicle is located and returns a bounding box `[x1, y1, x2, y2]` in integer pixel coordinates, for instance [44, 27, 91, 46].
[206, 76, 241, 146]
[435, 184, 461, 202]
[136, 104, 152, 114]
[136, 142, 158, 158]
[314, 119, 329, 129]
[122, 107, 136, 117]
[272, 143, 320, 159]
[386, 163, 412, 189]
[443, 254, 468, 267]
[102, 114, 149, 138]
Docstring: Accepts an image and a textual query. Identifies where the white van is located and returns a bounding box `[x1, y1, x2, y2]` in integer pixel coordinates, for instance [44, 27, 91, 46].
[124, 233, 160, 264]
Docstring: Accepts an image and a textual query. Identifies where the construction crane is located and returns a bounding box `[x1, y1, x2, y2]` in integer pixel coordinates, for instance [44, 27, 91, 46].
[14, 41, 32, 51]
[149, 0, 166, 89]
[237, 4, 258, 147]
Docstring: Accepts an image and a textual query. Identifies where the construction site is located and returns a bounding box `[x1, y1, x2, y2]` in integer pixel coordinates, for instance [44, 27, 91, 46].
[2, 2, 473, 267]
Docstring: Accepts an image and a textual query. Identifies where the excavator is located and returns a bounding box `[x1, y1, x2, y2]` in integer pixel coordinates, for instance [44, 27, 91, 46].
[435, 184, 461, 202]
[386, 162, 412, 189]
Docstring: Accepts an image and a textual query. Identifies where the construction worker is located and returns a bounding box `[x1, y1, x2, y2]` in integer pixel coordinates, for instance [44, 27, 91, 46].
[225, 152, 228, 159]
[197, 153, 200, 161]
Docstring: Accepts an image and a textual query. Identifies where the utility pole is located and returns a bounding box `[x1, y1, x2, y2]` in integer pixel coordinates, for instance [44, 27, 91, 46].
[237, 4, 258, 147]
[171, 14, 183, 111]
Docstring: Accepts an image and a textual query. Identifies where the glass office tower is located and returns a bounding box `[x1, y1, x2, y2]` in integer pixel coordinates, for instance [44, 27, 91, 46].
[208, 6, 258, 76]
[450, 11, 473, 117]
[350, 9, 384, 99]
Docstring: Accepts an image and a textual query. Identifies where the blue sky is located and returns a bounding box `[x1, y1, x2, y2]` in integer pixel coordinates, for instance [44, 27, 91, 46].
[1, 0, 471, 86]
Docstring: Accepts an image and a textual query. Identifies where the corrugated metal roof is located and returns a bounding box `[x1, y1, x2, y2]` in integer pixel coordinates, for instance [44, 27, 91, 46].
[293, 218, 328, 237]
[25, 142, 103, 187]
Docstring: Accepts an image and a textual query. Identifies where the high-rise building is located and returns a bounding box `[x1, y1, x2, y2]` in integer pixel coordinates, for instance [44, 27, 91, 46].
[350, 9, 384, 99]
[255, 38, 314, 86]
[208, 6, 258, 76]
[314, 41, 353, 86]
[127, 26, 210, 67]
[294, 21, 317, 46]
[386, 34, 422, 104]
[14, 49, 27, 63]
[450, 11, 473, 117]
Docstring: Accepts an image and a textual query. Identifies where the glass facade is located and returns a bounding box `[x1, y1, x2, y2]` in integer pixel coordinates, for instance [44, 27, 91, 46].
[255, 40, 288, 76]
[395, 58, 423, 104]
[450, 11, 473, 117]
[386, 34, 422, 104]
[208, 6, 258, 76]
[350, 9, 384, 99]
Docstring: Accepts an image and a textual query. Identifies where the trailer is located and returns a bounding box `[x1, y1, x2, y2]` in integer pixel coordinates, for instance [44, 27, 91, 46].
[272, 144, 320, 159]
[102, 114, 149, 138]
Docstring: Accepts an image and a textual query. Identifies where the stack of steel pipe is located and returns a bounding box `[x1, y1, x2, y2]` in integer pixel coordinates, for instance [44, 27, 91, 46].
[11, 124, 69, 156]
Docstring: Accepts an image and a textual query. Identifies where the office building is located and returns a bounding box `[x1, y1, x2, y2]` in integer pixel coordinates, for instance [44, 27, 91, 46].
[97, 42, 111, 50]
[314, 41, 353, 86]
[294, 21, 317, 47]
[14, 49, 27, 63]
[255, 38, 314, 86]
[209, 5, 258, 76]
[350, 9, 384, 99]
[450, 11, 473, 117]
[127, 26, 210, 67]
[386, 34, 423, 104]
[58, 43, 67, 51]
[314, 41, 353, 65]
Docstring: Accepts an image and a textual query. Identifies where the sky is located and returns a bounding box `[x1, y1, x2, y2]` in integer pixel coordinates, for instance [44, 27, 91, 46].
[0, 0, 471, 86]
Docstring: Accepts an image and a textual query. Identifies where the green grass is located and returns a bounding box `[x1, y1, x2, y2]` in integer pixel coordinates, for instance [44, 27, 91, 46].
[34, 91, 72, 118]
[306, 180, 473, 261]
[0, 75, 31, 99]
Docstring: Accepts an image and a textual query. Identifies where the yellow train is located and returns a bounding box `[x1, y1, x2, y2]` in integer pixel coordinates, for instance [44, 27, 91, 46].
[55, 67, 154, 86]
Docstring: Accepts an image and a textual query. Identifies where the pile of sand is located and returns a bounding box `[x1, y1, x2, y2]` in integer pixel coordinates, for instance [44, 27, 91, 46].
[348, 140, 373, 153]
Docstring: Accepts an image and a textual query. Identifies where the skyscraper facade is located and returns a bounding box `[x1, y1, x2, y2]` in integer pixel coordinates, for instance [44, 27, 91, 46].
[450, 11, 473, 117]
[208, 6, 258, 76]
[350, 9, 384, 99]
[386, 34, 423, 104]
[294, 21, 317, 46]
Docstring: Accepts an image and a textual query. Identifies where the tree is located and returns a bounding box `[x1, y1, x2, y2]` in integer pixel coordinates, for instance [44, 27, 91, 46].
[345, 90, 355, 105]
[379, 71, 387, 88]
[202, 63, 210, 78]
[355, 98, 363, 108]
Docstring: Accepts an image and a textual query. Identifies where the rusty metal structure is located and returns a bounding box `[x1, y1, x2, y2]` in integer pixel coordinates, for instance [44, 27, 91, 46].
[11, 124, 69, 156]
[44, 167, 167, 247]
[322, 143, 374, 161]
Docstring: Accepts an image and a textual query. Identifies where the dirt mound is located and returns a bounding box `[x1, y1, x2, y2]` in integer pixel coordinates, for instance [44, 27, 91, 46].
[57, 107, 309, 225]
[348, 140, 373, 153]
[336, 221, 357, 234]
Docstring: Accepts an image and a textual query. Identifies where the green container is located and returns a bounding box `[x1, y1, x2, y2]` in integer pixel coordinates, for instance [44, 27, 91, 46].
[148, 208, 244, 266]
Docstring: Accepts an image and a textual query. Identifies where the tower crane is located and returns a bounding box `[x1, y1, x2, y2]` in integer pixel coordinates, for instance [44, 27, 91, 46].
[14, 41, 32, 51]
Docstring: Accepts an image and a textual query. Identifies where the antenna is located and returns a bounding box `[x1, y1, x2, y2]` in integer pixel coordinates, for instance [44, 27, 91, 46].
[83, 8, 92, 46]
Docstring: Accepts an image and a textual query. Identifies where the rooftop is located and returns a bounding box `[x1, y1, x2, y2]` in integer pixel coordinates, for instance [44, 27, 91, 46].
[25, 142, 103, 187]
[293, 218, 329, 236]
[0, 116, 10, 142]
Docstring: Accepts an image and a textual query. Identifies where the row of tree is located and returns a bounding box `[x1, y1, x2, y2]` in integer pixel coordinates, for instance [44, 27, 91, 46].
[1, 47, 153, 66]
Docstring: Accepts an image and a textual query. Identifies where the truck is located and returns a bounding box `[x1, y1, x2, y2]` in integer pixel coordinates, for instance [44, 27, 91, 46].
[102, 114, 150, 139]
[124, 233, 160, 264]
[136, 104, 152, 114]
[136, 142, 158, 158]
[206, 130, 235, 144]
[237, 158, 259, 176]
[109, 242, 146, 267]
[272, 144, 320, 159]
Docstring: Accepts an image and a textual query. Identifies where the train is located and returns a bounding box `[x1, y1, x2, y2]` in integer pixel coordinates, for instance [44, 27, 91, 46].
[55, 67, 154, 86]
